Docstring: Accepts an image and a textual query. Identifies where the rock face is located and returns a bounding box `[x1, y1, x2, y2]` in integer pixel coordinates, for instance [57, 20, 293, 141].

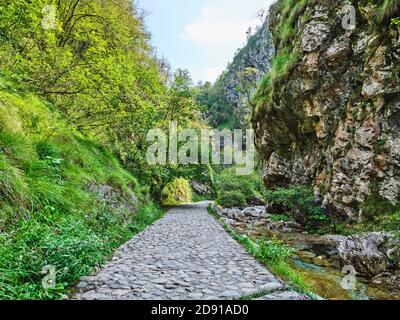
[253, 1, 400, 219]
[89, 184, 138, 212]
[204, 16, 274, 128]
[326, 232, 400, 277]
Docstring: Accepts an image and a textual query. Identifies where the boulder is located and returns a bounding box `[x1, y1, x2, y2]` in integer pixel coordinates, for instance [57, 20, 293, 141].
[243, 207, 264, 218]
[326, 232, 400, 277]
[233, 222, 248, 230]
[222, 208, 244, 221]
[190, 180, 213, 196]
[89, 184, 138, 212]
[223, 218, 236, 227]
[254, 220, 269, 228]
[372, 272, 400, 287]
[212, 204, 224, 216]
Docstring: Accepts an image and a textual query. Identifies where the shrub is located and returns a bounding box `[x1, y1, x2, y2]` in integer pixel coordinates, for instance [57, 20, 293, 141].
[359, 192, 397, 221]
[215, 168, 265, 207]
[217, 190, 246, 208]
[161, 178, 193, 206]
[263, 187, 329, 230]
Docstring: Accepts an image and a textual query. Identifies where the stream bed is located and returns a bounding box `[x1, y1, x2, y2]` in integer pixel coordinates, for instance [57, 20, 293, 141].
[252, 228, 400, 300]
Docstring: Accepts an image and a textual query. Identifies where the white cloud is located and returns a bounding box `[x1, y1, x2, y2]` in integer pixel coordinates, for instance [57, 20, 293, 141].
[180, 0, 275, 82]
[182, 5, 256, 47]
[196, 66, 224, 83]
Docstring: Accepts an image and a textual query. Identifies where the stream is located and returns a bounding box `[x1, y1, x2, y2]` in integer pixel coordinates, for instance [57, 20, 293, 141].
[252, 227, 400, 300]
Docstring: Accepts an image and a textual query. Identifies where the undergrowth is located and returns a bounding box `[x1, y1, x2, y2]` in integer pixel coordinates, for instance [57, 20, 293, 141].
[0, 72, 165, 299]
[214, 167, 265, 208]
[0, 202, 164, 299]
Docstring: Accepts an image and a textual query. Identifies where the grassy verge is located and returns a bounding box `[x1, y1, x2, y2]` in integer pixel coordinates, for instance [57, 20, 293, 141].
[0, 73, 166, 299]
[0, 202, 164, 300]
[207, 205, 317, 300]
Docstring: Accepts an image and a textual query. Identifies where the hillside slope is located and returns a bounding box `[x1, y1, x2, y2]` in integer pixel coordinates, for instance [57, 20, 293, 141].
[0, 72, 163, 299]
[253, 0, 400, 220]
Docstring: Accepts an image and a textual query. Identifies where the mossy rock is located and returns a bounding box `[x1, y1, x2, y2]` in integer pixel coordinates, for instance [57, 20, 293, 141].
[161, 178, 193, 206]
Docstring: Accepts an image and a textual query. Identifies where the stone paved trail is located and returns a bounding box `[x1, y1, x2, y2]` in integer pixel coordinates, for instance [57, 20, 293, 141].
[74, 202, 305, 300]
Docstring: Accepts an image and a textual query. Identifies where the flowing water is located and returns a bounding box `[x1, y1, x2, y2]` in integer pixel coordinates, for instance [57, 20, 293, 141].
[252, 228, 400, 300]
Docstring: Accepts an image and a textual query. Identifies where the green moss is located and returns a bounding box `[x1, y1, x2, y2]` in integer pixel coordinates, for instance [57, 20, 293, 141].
[253, 49, 299, 113]
[161, 178, 193, 206]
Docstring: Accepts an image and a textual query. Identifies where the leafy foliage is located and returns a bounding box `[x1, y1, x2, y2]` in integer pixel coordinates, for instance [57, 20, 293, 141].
[214, 167, 265, 208]
[0, 1, 203, 197]
[217, 190, 247, 208]
[0, 74, 168, 299]
[263, 187, 329, 231]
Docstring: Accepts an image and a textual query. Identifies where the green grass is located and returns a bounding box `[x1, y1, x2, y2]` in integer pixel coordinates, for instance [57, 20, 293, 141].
[0, 72, 165, 299]
[0, 73, 139, 229]
[0, 202, 164, 300]
[232, 229, 313, 297]
[253, 49, 299, 114]
[193, 194, 213, 203]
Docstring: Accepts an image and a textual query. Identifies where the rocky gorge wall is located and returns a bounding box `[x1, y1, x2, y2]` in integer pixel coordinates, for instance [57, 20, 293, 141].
[252, 0, 400, 220]
[202, 16, 274, 129]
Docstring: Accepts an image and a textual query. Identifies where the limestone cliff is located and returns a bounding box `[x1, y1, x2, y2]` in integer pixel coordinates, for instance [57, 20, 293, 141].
[201, 16, 274, 128]
[253, 0, 400, 220]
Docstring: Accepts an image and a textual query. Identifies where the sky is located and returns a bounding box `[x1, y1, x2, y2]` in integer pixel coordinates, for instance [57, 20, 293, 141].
[138, 0, 276, 84]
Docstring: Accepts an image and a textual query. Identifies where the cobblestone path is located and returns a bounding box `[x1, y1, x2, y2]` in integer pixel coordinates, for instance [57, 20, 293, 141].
[74, 202, 305, 300]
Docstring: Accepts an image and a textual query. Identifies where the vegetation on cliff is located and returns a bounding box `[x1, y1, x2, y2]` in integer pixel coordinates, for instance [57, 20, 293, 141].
[197, 16, 274, 129]
[252, 0, 400, 223]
